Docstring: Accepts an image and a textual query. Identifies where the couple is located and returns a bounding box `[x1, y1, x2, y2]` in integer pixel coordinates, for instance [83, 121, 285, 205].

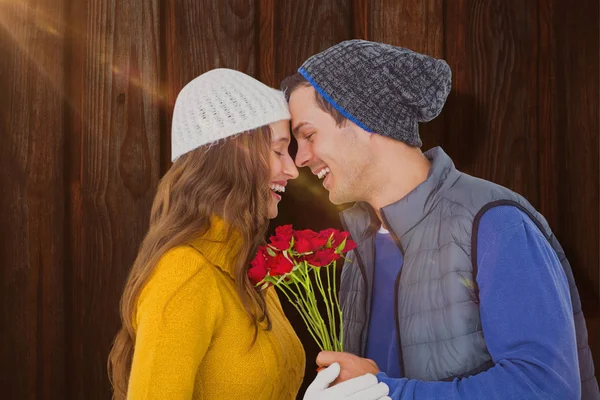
[108, 40, 598, 399]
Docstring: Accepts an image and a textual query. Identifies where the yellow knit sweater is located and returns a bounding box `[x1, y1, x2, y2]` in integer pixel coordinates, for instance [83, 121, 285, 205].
[128, 217, 305, 399]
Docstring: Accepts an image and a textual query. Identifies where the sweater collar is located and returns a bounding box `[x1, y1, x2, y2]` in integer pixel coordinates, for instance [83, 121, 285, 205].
[188, 215, 243, 279]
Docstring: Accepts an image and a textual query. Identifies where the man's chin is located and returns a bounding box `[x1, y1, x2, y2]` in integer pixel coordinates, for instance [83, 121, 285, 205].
[328, 186, 361, 206]
[328, 190, 347, 206]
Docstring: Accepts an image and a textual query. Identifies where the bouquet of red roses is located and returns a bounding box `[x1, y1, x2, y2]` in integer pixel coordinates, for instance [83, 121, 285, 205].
[248, 225, 356, 352]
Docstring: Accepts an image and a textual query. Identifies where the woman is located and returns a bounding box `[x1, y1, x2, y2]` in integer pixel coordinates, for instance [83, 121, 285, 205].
[107, 68, 304, 399]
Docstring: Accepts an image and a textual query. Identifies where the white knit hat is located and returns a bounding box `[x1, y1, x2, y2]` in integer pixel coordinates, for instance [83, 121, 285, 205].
[171, 68, 291, 161]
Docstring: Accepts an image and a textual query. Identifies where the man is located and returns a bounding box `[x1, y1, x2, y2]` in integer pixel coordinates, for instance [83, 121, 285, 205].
[282, 39, 599, 399]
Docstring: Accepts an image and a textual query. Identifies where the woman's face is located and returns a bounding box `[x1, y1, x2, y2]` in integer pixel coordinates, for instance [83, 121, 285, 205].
[268, 120, 299, 219]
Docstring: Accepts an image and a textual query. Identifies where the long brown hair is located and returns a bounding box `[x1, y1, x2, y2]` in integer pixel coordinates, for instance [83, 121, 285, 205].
[107, 126, 273, 399]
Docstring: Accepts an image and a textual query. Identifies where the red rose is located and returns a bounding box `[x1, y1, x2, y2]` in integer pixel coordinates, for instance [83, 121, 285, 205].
[318, 228, 337, 247]
[275, 224, 293, 238]
[296, 229, 327, 250]
[248, 265, 268, 285]
[340, 238, 357, 253]
[275, 224, 294, 243]
[333, 231, 350, 246]
[270, 224, 294, 251]
[306, 248, 340, 267]
[269, 235, 290, 251]
[294, 235, 312, 254]
[248, 246, 270, 284]
[269, 253, 294, 276]
[251, 246, 269, 267]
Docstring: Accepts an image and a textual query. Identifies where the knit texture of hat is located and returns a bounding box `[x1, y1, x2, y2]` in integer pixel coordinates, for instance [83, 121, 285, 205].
[171, 68, 290, 161]
[298, 40, 452, 147]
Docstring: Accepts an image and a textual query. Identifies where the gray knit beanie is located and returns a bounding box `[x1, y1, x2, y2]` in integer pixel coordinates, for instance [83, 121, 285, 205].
[297, 39, 452, 147]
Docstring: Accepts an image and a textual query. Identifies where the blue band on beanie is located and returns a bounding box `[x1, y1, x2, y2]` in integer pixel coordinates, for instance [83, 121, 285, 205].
[298, 67, 372, 132]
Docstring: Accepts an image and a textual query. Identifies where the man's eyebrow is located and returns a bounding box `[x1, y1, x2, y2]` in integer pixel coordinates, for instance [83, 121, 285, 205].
[292, 122, 311, 136]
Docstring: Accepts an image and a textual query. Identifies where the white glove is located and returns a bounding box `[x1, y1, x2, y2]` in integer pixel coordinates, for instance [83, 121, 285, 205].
[304, 362, 391, 400]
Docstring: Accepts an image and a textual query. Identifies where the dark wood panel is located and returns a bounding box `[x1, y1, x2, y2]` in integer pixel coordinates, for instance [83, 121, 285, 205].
[370, 0, 444, 57]
[538, 0, 600, 372]
[66, 0, 162, 398]
[0, 1, 67, 398]
[542, 0, 599, 298]
[368, 0, 445, 152]
[258, 0, 276, 86]
[352, 0, 368, 40]
[274, 0, 353, 81]
[444, 0, 539, 206]
[162, 0, 257, 170]
[537, 0, 560, 234]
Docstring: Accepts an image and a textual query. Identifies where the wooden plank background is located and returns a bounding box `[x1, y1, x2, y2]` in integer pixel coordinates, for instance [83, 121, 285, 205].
[0, 0, 598, 398]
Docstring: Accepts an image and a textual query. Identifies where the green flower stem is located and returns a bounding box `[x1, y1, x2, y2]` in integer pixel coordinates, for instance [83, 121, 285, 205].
[313, 266, 336, 351]
[290, 268, 331, 350]
[277, 280, 324, 349]
[265, 253, 346, 352]
[326, 262, 341, 352]
[300, 262, 332, 350]
[305, 264, 333, 351]
[284, 281, 323, 343]
[285, 277, 322, 336]
[333, 261, 343, 351]
[309, 281, 332, 350]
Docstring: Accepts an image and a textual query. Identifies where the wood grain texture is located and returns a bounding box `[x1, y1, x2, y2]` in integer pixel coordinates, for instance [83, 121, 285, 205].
[163, 0, 256, 94]
[0, 1, 66, 398]
[368, 0, 445, 151]
[538, 0, 600, 372]
[66, 0, 161, 397]
[444, 0, 539, 206]
[352, 0, 369, 39]
[162, 0, 257, 170]
[258, 0, 275, 86]
[538, 0, 599, 297]
[274, 0, 353, 81]
[370, 0, 444, 57]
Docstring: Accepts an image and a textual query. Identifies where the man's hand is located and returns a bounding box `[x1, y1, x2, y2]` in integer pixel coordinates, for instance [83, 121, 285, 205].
[304, 363, 390, 400]
[316, 351, 380, 384]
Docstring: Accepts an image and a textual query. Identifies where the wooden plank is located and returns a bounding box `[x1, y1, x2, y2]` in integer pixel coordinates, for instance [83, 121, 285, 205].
[258, 0, 275, 86]
[368, 0, 445, 152]
[274, 0, 352, 82]
[0, 1, 66, 398]
[444, 0, 539, 206]
[538, 0, 600, 372]
[66, 0, 161, 397]
[352, 0, 369, 40]
[370, 0, 443, 57]
[537, 0, 560, 233]
[163, 0, 257, 92]
[162, 0, 257, 171]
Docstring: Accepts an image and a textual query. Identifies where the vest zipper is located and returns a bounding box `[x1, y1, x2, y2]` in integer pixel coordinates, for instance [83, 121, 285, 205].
[380, 208, 406, 375]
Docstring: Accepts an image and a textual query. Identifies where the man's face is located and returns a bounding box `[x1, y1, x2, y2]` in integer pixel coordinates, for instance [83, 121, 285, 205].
[289, 86, 373, 205]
